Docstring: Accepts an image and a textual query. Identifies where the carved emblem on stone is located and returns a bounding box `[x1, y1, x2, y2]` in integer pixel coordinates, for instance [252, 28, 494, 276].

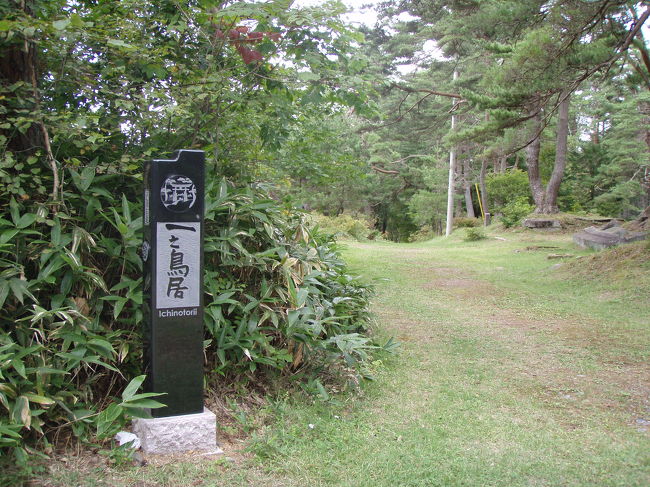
[160, 175, 197, 212]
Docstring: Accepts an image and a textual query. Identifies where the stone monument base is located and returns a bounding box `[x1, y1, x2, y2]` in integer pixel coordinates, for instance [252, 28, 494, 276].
[132, 408, 222, 455]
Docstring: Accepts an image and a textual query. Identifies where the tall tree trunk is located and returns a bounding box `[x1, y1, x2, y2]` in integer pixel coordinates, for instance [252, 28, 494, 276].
[1, 0, 59, 201]
[542, 94, 570, 213]
[526, 96, 571, 214]
[498, 155, 507, 173]
[638, 99, 650, 207]
[1, 1, 40, 154]
[445, 70, 459, 236]
[464, 186, 475, 218]
[525, 109, 545, 210]
[463, 156, 475, 218]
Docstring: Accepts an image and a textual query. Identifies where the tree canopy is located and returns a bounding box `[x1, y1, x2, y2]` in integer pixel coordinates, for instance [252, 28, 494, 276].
[1, 0, 649, 470]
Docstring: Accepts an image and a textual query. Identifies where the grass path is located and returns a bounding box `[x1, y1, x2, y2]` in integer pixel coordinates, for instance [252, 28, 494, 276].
[318, 235, 649, 486]
[51, 233, 649, 487]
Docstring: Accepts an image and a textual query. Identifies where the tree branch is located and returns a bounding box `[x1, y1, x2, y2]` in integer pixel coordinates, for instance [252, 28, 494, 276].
[387, 154, 431, 165]
[484, 9, 650, 156]
[620, 6, 650, 53]
[356, 92, 435, 133]
[370, 165, 400, 175]
[390, 82, 462, 99]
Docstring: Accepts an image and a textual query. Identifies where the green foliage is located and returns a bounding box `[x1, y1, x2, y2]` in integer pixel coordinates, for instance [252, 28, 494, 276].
[201, 181, 376, 379]
[408, 225, 436, 242]
[0, 167, 145, 463]
[0, 0, 380, 468]
[306, 213, 375, 241]
[463, 227, 487, 242]
[486, 170, 531, 211]
[379, 198, 421, 242]
[0, 172, 376, 465]
[454, 217, 481, 228]
[501, 197, 534, 228]
[0, 175, 163, 470]
[592, 180, 645, 218]
[407, 190, 447, 234]
[96, 376, 165, 441]
[576, 89, 650, 218]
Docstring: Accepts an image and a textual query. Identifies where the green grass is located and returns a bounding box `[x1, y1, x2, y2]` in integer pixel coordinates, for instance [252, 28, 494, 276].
[39, 230, 650, 487]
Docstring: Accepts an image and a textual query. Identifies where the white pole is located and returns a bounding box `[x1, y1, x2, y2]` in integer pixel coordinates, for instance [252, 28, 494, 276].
[445, 70, 459, 237]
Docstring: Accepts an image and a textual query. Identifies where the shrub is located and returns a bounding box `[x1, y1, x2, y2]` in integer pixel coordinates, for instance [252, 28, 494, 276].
[1, 170, 146, 468]
[592, 180, 645, 218]
[501, 197, 535, 228]
[307, 213, 375, 241]
[408, 225, 437, 242]
[463, 227, 487, 241]
[486, 170, 530, 210]
[454, 217, 481, 228]
[203, 183, 377, 376]
[1, 174, 377, 467]
[367, 230, 381, 240]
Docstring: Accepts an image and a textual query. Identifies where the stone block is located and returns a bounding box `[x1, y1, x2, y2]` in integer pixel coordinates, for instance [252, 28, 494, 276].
[573, 225, 647, 250]
[522, 218, 562, 229]
[132, 408, 221, 455]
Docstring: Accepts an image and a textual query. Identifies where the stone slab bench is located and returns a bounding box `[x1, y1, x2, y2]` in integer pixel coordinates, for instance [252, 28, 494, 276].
[573, 225, 647, 250]
[522, 218, 562, 229]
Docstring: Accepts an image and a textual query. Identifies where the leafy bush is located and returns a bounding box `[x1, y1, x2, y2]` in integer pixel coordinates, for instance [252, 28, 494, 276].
[1, 171, 377, 467]
[408, 225, 436, 242]
[592, 180, 645, 218]
[1, 168, 145, 467]
[501, 197, 535, 228]
[454, 217, 481, 228]
[486, 170, 531, 210]
[463, 227, 487, 241]
[307, 213, 375, 241]
[203, 182, 376, 376]
[407, 190, 446, 229]
[0, 0, 379, 474]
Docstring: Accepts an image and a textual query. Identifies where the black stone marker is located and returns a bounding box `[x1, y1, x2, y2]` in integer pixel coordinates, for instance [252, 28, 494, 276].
[143, 150, 205, 417]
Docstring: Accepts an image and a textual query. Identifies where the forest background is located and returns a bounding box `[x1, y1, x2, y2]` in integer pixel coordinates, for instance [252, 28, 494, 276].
[1, 0, 649, 477]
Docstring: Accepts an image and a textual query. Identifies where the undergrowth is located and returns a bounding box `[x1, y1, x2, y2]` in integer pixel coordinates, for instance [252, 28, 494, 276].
[463, 227, 487, 242]
[562, 241, 650, 276]
[306, 213, 377, 241]
[0, 166, 379, 479]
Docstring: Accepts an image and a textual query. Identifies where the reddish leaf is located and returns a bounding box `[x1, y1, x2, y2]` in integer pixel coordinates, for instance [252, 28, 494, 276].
[236, 46, 263, 64]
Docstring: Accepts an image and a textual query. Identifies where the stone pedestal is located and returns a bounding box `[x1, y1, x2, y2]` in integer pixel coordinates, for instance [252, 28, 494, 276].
[132, 408, 221, 455]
